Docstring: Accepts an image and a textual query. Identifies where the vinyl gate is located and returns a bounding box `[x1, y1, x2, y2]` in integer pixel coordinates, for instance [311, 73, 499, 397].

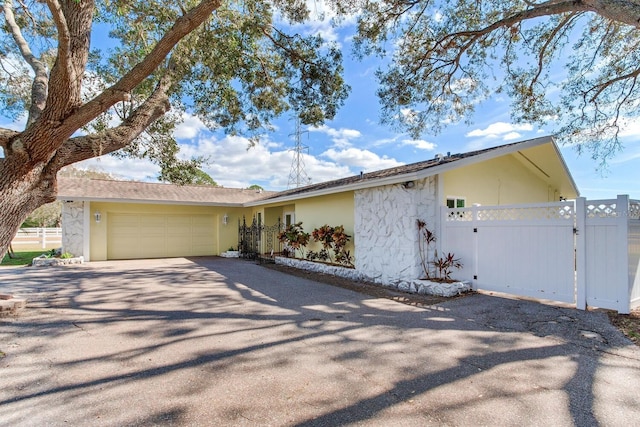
[442, 202, 576, 304]
[441, 196, 640, 313]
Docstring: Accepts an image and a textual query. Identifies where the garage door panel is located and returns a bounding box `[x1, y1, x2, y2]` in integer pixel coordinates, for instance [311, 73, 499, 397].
[167, 237, 192, 253]
[109, 214, 140, 235]
[143, 215, 167, 226]
[139, 235, 166, 247]
[168, 216, 201, 237]
[107, 212, 216, 259]
[110, 213, 139, 225]
[142, 241, 169, 257]
[108, 236, 140, 259]
[167, 226, 192, 236]
[192, 215, 212, 226]
[166, 215, 191, 226]
[167, 243, 193, 257]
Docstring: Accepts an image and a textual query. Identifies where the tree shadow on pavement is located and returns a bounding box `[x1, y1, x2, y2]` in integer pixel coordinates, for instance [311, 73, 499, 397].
[0, 257, 638, 426]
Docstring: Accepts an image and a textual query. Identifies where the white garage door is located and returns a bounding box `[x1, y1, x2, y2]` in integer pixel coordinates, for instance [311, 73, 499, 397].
[107, 213, 216, 259]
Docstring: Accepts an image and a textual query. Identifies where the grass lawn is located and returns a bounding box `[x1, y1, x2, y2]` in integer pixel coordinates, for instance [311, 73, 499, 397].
[1, 250, 46, 267]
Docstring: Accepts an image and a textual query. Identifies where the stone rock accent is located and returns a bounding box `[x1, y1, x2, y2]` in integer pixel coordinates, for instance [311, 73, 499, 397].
[61, 201, 85, 257]
[275, 256, 471, 297]
[32, 255, 84, 267]
[412, 279, 472, 297]
[275, 257, 368, 282]
[354, 176, 438, 284]
[220, 251, 240, 258]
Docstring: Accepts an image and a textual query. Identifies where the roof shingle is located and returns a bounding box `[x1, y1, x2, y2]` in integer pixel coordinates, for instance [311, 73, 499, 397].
[58, 136, 565, 206]
[260, 138, 532, 200]
[57, 178, 274, 205]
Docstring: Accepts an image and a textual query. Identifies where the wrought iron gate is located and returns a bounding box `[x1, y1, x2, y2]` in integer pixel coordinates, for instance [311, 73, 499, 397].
[238, 216, 282, 261]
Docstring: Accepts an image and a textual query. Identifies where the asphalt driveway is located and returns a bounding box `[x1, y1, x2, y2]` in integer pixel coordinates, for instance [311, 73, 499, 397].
[1, 257, 639, 426]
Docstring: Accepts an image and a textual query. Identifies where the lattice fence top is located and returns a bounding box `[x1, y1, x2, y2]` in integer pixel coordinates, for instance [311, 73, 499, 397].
[477, 205, 575, 221]
[444, 199, 638, 222]
[586, 202, 618, 218]
[630, 201, 640, 220]
[445, 210, 473, 221]
[445, 203, 575, 222]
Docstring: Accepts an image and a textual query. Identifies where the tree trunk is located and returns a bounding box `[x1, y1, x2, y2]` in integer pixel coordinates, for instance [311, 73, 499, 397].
[0, 160, 57, 260]
[0, 0, 223, 260]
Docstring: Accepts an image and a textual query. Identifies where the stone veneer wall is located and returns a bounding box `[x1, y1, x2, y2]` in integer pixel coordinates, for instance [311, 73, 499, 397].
[354, 176, 438, 284]
[61, 201, 85, 257]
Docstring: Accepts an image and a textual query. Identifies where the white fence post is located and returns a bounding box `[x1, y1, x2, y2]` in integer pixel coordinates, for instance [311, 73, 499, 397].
[575, 198, 586, 310]
[41, 227, 46, 249]
[437, 204, 443, 263]
[616, 195, 631, 314]
[472, 204, 479, 291]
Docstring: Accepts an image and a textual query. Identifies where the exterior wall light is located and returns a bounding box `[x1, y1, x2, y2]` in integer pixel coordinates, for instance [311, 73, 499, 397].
[94, 212, 102, 223]
[222, 214, 229, 225]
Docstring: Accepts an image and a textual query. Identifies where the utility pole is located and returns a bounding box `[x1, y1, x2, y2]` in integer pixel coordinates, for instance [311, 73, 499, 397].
[287, 118, 311, 189]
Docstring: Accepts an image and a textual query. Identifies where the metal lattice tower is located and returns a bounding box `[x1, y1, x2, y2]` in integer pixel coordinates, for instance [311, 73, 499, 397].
[287, 119, 311, 189]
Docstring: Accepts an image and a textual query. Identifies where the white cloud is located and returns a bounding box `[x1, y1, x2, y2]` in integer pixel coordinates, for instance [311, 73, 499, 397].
[463, 121, 537, 151]
[503, 132, 522, 141]
[57, 129, 358, 190]
[174, 114, 208, 140]
[401, 139, 437, 151]
[296, 20, 340, 45]
[399, 108, 419, 124]
[177, 135, 352, 190]
[372, 136, 400, 147]
[466, 122, 534, 139]
[308, 124, 362, 148]
[321, 147, 403, 172]
[610, 150, 640, 165]
[619, 118, 640, 139]
[450, 77, 477, 93]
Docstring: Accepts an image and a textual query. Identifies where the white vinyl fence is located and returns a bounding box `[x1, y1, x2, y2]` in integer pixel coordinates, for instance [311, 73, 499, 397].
[578, 196, 640, 313]
[441, 196, 640, 314]
[11, 227, 62, 249]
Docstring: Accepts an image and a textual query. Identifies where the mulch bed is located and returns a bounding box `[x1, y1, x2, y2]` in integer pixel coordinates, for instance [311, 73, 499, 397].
[607, 309, 640, 346]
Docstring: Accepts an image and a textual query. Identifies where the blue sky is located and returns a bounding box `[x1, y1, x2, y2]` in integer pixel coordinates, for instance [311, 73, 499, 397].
[2, 4, 639, 200]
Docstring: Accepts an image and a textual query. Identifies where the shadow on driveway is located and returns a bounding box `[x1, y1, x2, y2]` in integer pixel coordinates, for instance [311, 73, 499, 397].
[1, 257, 639, 426]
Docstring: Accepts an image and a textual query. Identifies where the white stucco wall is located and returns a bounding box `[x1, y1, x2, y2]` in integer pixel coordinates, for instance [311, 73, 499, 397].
[61, 201, 85, 257]
[354, 176, 438, 283]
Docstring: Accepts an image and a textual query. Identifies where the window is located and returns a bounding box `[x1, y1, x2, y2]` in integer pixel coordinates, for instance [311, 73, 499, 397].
[284, 212, 295, 227]
[446, 197, 466, 209]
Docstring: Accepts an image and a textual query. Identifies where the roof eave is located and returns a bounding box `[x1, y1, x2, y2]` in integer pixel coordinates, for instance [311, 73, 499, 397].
[56, 196, 247, 207]
[248, 136, 557, 206]
[245, 171, 425, 205]
[549, 138, 581, 197]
